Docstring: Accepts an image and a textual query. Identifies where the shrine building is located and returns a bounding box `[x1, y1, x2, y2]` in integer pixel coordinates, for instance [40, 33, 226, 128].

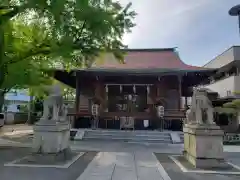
[53, 48, 216, 131]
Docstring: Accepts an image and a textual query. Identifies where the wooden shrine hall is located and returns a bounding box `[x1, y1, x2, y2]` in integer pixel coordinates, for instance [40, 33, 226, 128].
[53, 48, 216, 131]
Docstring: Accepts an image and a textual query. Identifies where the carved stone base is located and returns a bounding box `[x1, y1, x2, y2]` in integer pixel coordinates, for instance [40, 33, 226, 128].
[120, 117, 134, 130]
[183, 123, 226, 168]
[32, 120, 70, 154]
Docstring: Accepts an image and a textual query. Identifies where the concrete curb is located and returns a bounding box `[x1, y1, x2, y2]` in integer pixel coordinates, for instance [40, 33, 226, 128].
[170, 132, 182, 144]
[74, 130, 85, 140]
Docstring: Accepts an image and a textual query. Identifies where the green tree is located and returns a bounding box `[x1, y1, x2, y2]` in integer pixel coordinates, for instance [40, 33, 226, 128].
[224, 91, 240, 110]
[0, 17, 54, 110]
[0, 0, 136, 111]
[224, 100, 240, 110]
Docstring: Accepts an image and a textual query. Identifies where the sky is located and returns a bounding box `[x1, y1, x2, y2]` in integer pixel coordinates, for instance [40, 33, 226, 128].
[121, 0, 240, 66]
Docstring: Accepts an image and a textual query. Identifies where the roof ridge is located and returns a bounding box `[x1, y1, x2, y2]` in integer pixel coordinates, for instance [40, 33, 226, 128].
[122, 48, 176, 52]
[172, 49, 203, 69]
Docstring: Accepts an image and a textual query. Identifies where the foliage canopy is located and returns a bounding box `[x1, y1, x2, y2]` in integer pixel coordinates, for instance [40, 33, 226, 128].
[0, 0, 136, 100]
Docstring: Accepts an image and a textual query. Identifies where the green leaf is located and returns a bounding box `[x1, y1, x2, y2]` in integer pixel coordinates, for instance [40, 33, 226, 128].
[0, 0, 136, 111]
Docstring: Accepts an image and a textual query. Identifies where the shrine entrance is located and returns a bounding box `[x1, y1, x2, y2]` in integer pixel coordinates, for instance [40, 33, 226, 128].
[100, 84, 149, 130]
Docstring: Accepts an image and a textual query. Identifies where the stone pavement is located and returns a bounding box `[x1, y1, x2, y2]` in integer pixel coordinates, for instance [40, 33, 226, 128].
[70, 140, 240, 154]
[0, 138, 240, 180]
[77, 151, 168, 180]
[0, 147, 97, 180]
[1, 125, 240, 180]
[1, 124, 240, 153]
[155, 153, 240, 180]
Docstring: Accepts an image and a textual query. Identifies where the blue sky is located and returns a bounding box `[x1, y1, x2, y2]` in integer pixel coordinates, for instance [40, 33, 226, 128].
[122, 0, 240, 66]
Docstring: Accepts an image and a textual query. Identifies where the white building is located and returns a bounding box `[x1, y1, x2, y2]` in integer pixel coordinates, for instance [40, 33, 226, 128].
[4, 89, 31, 112]
[201, 46, 240, 98]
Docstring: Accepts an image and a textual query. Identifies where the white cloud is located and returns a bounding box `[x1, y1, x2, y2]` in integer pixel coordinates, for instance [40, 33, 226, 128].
[122, 0, 216, 46]
[121, 0, 240, 66]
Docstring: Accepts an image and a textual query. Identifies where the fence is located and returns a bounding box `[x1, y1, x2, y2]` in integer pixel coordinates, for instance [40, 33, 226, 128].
[223, 133, 240, 144]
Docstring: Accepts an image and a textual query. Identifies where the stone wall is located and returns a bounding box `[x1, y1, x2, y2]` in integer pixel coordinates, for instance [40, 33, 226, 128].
[4, 112, 38, 124]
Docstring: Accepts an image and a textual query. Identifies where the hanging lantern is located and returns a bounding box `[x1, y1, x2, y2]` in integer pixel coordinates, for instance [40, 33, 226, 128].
[147, 85, 150, 95]
[133, 85, 136, 94]
[91, 104, 99, 116]
[156, 105, 164, 118]
[105, 85, 108, 93]
[128, 94, 132, 101]
[105, 85, 108, 101]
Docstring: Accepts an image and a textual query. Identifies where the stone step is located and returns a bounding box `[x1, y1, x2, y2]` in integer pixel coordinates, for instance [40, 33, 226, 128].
[84, 134, 171, 140]
[84, 129, 170, 135]
[129, 139, 172, 144]
[82, 130, 172, 144]
[85, 130, 170, 136]
[71, 129, 184, 144]
[84, 132, 170, 138]
[83, 136, 171, 143]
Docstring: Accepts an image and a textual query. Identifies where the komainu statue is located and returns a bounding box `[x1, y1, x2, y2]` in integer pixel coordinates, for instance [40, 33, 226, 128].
[186, 88, 215, 125]
[40, 85, 68, 122]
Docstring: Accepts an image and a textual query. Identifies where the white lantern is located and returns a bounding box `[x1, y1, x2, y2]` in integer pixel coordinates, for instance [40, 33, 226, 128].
[147, 86, 150, 95]
[105, 85, 108, 93]
[133, 85, 136, 94]
[91, 104, 99, 116]
[156, 105, 164, 118]
[105, 85, 108, 101]
[128, 94, 132, 101]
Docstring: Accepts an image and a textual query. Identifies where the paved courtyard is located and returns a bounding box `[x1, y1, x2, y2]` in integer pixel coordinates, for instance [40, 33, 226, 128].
[1, 125, 240, 180]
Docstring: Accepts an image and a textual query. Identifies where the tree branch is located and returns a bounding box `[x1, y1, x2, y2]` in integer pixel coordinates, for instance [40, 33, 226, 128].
[0, 4, 28, 22]
[79, 20, 86, 37]
[4, 88, 11, 93]
[0, 6, 16, 10]
[1, 41, 82, 68]
[4, 48, 51, 66]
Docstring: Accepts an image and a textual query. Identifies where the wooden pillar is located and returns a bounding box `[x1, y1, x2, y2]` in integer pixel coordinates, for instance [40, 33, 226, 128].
[185, 97, 188, 109]
[75, 72, 80, 125]
[105, 85, 108, 112]
[178, 75, 182, 110]
[157, 76, 161, 97]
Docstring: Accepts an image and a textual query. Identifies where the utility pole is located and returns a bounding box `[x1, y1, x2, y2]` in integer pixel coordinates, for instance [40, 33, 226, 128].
[229, 4, 240, 35]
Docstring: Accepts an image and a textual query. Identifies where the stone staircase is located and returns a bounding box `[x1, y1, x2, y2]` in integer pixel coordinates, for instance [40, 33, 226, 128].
[81, 129, 173, 144]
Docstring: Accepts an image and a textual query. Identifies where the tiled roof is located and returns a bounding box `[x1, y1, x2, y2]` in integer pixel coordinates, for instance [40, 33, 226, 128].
[92, 48, 205, 70]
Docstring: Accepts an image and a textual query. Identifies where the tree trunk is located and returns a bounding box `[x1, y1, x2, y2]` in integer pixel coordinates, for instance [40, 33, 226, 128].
[27, 94, 34, 124]
[0, 92, 5, 113]
[0, 19, 6, 113]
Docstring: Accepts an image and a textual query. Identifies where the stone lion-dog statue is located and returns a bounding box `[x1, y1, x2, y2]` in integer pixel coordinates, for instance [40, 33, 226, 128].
[185, 88, 215, 125]
[40, 85, 68, 122]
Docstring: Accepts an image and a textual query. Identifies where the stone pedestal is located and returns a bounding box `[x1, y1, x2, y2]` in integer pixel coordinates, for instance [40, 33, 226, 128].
[183, 124, 226, 168]
[32, 120, 70, 154]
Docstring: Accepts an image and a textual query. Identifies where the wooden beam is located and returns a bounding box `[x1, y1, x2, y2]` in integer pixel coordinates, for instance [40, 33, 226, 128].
[75, 73, 81, 125]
